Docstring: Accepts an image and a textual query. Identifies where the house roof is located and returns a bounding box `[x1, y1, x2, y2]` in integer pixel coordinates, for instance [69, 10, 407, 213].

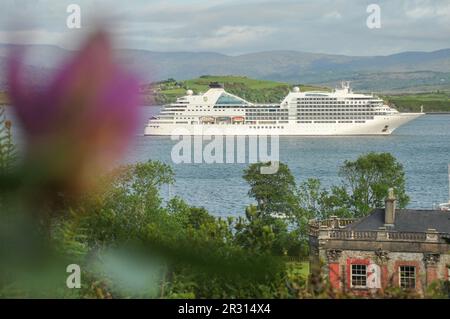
[346, 209, 450, 234]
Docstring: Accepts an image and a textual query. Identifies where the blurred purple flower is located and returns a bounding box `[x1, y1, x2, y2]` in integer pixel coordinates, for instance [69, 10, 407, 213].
[7, 30, 141, 192]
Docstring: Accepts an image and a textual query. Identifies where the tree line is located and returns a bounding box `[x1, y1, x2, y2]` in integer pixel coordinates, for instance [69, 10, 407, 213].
[45, 153, 409, 298]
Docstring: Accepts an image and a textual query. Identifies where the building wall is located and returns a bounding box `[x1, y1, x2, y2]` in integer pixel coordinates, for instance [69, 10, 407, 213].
[318, 248, 450, 295]
[438, 254, 450, 281]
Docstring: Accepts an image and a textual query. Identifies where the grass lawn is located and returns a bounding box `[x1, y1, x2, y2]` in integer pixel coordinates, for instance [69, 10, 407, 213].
[181, 75, 329, 92]
[286, 261, 310, 280]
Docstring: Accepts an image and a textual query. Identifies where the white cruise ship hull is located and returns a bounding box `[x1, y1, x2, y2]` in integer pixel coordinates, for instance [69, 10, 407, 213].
[145, 113, 424, 136]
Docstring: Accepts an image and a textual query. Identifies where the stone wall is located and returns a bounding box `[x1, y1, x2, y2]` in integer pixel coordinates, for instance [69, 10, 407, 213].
[309, 216, 450, 295]
[313, 246, 450, 295]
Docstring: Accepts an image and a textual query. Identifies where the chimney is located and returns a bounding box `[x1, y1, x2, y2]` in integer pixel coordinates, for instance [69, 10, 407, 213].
[384, 188, 396, 226]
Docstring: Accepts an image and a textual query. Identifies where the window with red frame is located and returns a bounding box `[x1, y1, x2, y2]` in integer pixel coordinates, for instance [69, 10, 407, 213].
[399, 266, 416, 289]
[351, 264, 367, 288]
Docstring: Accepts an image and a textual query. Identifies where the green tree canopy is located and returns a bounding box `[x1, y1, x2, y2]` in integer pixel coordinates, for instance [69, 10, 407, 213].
[241, 162, 304, 256]
[243, 162, 298, 218]
[0, 106, 16, 176]
[338, 152, 409, 217]
[297, 178, 352, 222]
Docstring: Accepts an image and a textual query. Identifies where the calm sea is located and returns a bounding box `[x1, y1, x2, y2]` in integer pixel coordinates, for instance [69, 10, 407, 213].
[6, 106, 450, 217]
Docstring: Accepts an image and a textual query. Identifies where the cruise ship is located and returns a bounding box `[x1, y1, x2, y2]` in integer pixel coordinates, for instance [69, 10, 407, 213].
[144, 82, 424, 136]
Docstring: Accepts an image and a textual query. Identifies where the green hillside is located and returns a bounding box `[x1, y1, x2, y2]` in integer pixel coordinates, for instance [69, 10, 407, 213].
[142, 76, 450, 112]
[382, 91, 450, 113]
[142, 75, 330, 104]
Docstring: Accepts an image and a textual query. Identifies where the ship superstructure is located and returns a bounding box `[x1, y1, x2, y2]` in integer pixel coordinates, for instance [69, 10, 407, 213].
[145, 82, 424, 136]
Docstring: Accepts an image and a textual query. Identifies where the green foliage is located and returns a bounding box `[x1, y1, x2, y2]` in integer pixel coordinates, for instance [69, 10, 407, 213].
[234, 205, 278, 254]
[148, 75, 329, 104]
[243, 162, 299, 217]
[296, 178, 352, 234]
[52, 160, 293, 298]
[143, 75, 450, 112]
[144, 74, 450, 111]
[0, 106, 16, 175]
[339, 152, 409, 217]
[241, 162, 306, 257]
[382, 92, 450, 112]
[46, 154, 412, 298]
[296, 153, 409, 219]
[0, 107, 17, 213]
[424, 280, 450, 299]
[74, 161, 175, 247]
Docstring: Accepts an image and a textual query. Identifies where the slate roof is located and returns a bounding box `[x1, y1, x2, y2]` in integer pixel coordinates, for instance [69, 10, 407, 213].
[346, 209, 450, 234]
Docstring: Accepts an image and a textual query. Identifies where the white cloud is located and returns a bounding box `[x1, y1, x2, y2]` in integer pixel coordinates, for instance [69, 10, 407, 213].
[405, 0, 450, 18]
[323, 11, 342, 20]
[197, 26, 275, 49]
[0, 0, 449, 55]
[0, 29, 65, 46]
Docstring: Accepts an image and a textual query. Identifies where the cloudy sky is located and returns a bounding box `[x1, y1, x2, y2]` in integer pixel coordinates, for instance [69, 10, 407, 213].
[0, 0, 449, 56]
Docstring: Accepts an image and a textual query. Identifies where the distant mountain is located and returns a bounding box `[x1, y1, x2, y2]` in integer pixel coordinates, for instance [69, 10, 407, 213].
[119, 48, 450, 92]
[0, 56, 54, 92]
[1, 44, 449, 92]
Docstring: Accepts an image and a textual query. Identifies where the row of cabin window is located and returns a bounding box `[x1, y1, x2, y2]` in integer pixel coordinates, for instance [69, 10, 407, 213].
[298, 111, 379, 114]
[296, 120, 366, 124]
[299, 117, 374, 120]
[297, 114, 384, 117]
[246, 112, 289, 115]
[296, 101, 373, 105]
[297, 107, 379, 111]
[249, 126, 285, 129]
[247, 117, 289, 120]
[297, 97, 374, 100]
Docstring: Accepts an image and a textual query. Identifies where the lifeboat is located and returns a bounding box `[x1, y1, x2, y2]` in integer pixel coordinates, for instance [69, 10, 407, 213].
[200, 116, 215, 124]
[216, 116, 231, 124]
[232, 116, 245, 123]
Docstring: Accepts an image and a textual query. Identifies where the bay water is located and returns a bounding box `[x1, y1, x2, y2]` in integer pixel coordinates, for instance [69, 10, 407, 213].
[6, 106, 450, 217]
[125, 107, 450, 217]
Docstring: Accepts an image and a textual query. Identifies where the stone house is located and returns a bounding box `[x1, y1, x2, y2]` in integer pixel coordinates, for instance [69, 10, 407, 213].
[308, 189, 450, 295]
